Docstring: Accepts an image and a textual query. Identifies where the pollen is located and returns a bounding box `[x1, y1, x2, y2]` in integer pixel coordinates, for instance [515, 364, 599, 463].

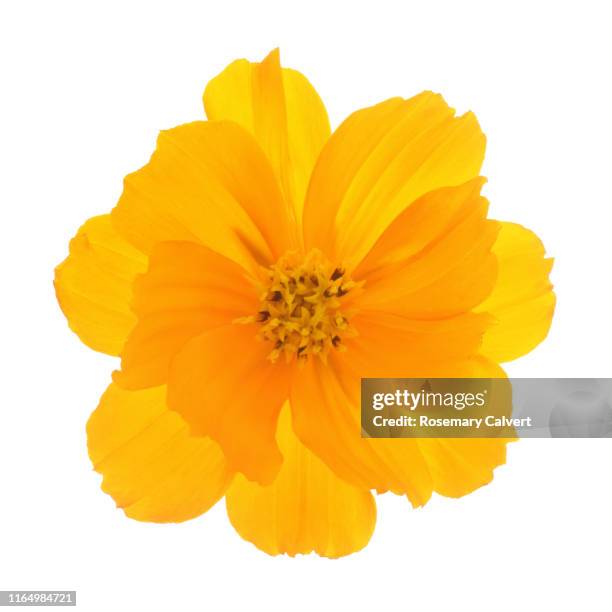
[236, 250, 361, 363]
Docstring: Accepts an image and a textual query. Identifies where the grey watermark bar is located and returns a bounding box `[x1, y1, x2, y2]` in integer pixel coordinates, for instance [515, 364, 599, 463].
[0, 592, 76, 607]
[361, 378, 612, 438]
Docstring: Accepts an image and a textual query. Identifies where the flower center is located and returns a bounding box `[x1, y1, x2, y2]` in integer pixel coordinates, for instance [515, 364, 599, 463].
[238, 250, 360, 364]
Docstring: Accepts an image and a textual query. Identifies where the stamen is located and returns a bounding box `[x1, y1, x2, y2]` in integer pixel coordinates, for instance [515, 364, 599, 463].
[330, 267, 345, 281]
[236, 249, 361, 364]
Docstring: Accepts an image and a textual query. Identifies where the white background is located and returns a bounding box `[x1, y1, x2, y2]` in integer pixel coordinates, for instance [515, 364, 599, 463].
[1, 1, 611, 610]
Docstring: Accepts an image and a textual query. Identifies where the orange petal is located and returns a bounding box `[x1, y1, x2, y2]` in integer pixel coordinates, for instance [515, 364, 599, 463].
[303, 93, 486, 266]
[348, 309, 492, 370]
[226, 405, 376, 558]
[476, 222, 556, 362]
[54, 215, 147, 355]
[290, 319, 510, 504]
[417, 437, 509, 498]
[204, 49, 331, 236]
[114, 241, 258, 390]
[355, 178, 486, 275]
[414, 358, 513, 497]
[290, 356, 433, 506]
[351, 179, 500, 318]
[87, 383, 232, 522]
[111, 121, 295, 274]
[346, 324, 512, 498]
[167, 325, 290, 485]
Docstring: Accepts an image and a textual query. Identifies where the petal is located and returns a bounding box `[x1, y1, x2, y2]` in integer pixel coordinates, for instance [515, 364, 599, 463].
[290, 319, 510, 504]
[114, 241, 258, 390]
[303, 93, 486, 266]
[225, 405, 376, 558]
[167, 325, 290, 485]
[87, 383, 232, 522]
[414, 359, 512, 497]
[54, 215, 147, 355]
[416, 437, 509, 498]
[204, 49, 331, 232]
[347, 327, 512, 498]
[351, 179, 500, 318]
[290, 355, 434, 506]
[476, 222, 556, 362]
[355, 178, 487, 275]
[111, 121, 295, 273]
[348, 309, 492, 369]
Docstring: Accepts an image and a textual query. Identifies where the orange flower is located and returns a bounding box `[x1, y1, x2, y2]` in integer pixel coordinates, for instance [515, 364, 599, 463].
[54, 49, 555, 558]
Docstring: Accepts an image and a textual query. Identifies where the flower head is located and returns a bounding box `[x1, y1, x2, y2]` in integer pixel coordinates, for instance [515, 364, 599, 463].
[54, 49, 555, 557]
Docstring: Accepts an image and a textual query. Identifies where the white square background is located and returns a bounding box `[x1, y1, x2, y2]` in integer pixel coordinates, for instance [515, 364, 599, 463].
[1, 1, 610, 610]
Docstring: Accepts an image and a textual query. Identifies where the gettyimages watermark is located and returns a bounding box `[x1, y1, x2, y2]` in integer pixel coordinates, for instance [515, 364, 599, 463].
[361, 378, 612, 438]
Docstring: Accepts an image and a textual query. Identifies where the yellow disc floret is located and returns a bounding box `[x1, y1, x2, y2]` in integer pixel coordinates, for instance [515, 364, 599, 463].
[237, 250, 361, 363]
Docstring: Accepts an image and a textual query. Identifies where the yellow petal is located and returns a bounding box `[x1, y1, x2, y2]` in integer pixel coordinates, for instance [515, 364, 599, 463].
[87, 383, 232, 522]
[54, 215, 147, 355]
[167, 324, 290, 485]
[226, 405, 376, 558]
[476, 221, 556, 362]
[111, 121, 295, 274]
[303, 93, 486, 266]
[114, 241, 258, 389]
[351, 179, 499, 318]
[204, 49, 331, 235]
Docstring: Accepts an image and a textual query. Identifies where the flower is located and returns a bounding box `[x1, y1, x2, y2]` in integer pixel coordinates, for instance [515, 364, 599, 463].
[54, 49, 555, 558]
